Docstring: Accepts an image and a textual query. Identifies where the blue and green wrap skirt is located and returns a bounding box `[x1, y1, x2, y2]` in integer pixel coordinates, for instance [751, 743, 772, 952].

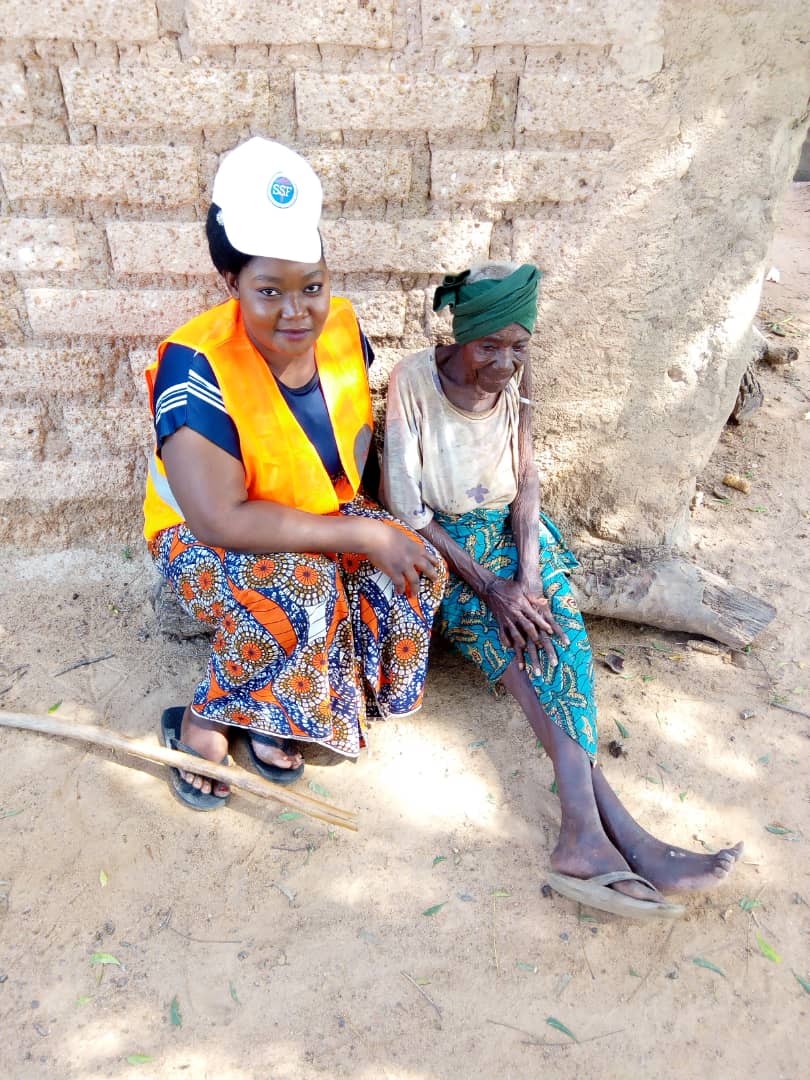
[434, 507, 597, 760]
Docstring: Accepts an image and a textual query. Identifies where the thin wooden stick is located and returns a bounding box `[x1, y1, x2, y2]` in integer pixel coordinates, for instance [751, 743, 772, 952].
[0, 711, 357, 831]
[51, 654, 114, 677]
[769, 700, 810, 720]
[400, 971, 443, 1023]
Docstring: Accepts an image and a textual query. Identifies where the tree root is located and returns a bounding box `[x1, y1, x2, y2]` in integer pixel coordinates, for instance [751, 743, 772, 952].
[571, 547, 776, 650]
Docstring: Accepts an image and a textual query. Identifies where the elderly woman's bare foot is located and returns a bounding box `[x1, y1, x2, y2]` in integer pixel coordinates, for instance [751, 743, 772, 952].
[619, 835, 743, 894]
[551, 825, 666, 903]
[179, 707, 230, 797]
[592, 766, 743, 894]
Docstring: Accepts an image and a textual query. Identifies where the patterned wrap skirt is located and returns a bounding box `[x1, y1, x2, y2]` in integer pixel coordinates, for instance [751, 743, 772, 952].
[434, 507, 597, 760]
[149, 496, 447, 758]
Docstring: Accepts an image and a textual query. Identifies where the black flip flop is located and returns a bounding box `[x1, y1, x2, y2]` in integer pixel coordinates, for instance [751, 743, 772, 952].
[160, 706, 231, 812]
[246, 731, 305, 786]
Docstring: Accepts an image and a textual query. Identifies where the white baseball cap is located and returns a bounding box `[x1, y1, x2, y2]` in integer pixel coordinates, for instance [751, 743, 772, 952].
[212, 137, 323, 263]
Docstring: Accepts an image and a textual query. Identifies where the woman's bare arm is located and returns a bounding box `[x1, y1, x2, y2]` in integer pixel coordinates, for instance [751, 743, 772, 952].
[161, 427, 438, 593]
[418, 517, 497, 598]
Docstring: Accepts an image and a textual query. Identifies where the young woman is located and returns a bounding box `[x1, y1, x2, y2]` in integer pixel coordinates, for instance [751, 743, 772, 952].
[145, 138, 445, 810]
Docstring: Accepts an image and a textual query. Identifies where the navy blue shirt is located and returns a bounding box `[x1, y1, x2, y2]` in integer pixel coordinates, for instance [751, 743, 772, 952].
[153, 328, 374, 482]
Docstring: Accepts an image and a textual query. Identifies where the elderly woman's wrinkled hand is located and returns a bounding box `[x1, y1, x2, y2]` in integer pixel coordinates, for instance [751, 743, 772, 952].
[483, 577, 569, 673]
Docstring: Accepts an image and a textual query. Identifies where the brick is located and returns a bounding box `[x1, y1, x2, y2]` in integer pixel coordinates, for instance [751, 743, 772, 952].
[422, 2, 662, 47]
[25, 288, 208, 337]
[0, 406, 44, 460]
[295, 73, 493, 132]
[129, 347, 156, 382]
[0, 347, 110, 397]
[510, 218, 592, 274]
[0, 0, 159, 41]
[62, 404, 152, 456]
[322, 220, 492, 273]
[0, 218, 97, 273]
[306, 149, 413, 204]
[517, 71, 651, 134]
[107, 223, 211, 276]
[0, 145, 200, 207]
[431, 150, 603, 203]
[0, 276, 26, 345]
[367, 346, 414, 391]
[187, 0, 393, 47]
[338, 290, 407, 340]
[0, 63, 32, 127]
[62, 67, 277, 130]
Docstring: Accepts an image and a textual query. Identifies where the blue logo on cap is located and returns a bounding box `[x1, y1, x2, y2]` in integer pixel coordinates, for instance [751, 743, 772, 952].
[267, 174, 297, 208]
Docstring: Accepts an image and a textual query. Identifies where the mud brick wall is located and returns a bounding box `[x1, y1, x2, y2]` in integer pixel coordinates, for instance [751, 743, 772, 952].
[1, 2, 808, 552]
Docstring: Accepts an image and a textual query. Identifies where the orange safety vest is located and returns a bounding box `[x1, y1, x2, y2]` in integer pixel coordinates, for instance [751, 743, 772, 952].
[143, 296, 373, 540]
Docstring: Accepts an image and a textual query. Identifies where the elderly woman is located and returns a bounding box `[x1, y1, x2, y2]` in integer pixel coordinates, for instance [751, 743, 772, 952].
[144, 137, 445, 810]
[382, 262, 742, 917]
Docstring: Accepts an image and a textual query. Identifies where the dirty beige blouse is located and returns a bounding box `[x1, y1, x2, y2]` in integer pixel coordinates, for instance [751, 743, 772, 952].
[382, 347, 520, 530]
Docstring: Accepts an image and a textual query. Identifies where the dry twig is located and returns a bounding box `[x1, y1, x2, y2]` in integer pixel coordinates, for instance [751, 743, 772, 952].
[51, 654, 114, 677]
[401, 970, 443, 1024]
[0, 710, 357, 830]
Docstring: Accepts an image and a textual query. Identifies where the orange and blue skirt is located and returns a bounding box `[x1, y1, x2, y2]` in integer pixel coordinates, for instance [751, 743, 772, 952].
[149, 497, 447, 757]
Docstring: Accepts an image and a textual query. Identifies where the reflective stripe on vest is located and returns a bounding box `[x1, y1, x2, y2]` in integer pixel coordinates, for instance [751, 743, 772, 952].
[143, 296, 372, 540]
[148, 454, 183, 517]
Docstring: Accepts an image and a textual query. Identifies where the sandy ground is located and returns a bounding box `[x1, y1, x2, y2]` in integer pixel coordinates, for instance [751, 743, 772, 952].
[1, 185, 809, 1080]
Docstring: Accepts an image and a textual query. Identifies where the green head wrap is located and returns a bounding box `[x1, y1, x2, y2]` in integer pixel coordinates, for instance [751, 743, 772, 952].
[432, 263, 541, 345]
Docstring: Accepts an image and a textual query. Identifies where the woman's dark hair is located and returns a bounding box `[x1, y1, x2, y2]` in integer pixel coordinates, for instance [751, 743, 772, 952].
[205, 203, 253, 276]
[205, 203, 327, 275]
